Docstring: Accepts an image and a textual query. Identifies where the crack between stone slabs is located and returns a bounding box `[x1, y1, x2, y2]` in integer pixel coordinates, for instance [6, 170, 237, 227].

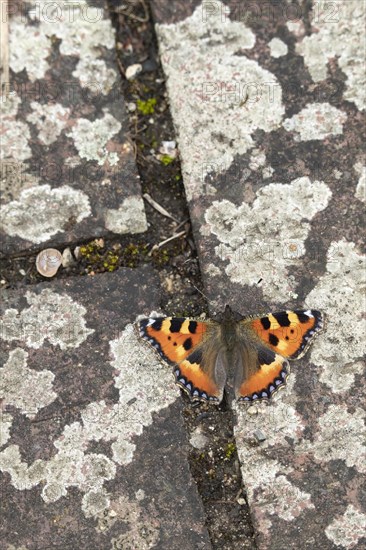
[105, 2, 258, 547]
[181, 393, 257, 549]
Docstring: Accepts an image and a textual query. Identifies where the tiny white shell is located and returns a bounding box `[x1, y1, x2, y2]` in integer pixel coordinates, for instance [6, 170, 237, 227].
[36, 248, 62, 277]
[61, 247, 75, 268]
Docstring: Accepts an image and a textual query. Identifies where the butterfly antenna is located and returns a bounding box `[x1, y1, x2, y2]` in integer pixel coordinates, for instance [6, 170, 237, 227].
[192, 284, 209, 301]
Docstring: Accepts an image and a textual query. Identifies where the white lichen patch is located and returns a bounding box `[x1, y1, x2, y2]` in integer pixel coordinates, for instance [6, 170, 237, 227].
[82, 487, 111, 518]
[0, 184, 91, 243]
[0, 324, 178, 516]
[300, 405, 366, 474]
[27, 0, 115, 58]
[307, 240, 365, 391]
[0, 160, 40, 202]
[9, 16, 51, 81]
[1, 92, 31, 162]
[234, 381, 314, 530]
[109, 324, 179, 464]
[0, 413, 14, 447]
[9, 1, 116, 98]
[286, 19, 306, 38]
[204, 177, 331, 301]
[1, 91, 22, 118]
[296, 1, 366, 110]
[26, 103, 71, 146]
[262, 165, 275, 179]
[104, 196, 148, 234]
[1, 121, 32, 162]
[0, 289, 94, 349]
[108, 495, 160, 548]
[283, 103, 347, 141]
[156, 1, 285, 199]
[354, 162, 366, 203]
[0, 349, 56, 418]
[325, 505, 366, 549]
[205, 264, 222, 278]
[258, 475, 314, 521]
[111, 521, 160, 550]
[73, 58, 117, 96]
[0, 441, 116, 501]
[43, 4, 115, 58]
[319, 361, 365, 394]
[234, 431, 313, 529]
[268, 37, 288, 58]
[67, 112, 122, 165]
[249, 149, 267, 171]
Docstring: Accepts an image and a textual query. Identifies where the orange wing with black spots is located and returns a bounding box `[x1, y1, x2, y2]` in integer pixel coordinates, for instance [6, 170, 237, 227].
[137, 317, 223, 402]
[235, 343, 290, 403]
[249, 309, 324, 359]
[138, 317, 207, 365]
[137, 307, 325, 405]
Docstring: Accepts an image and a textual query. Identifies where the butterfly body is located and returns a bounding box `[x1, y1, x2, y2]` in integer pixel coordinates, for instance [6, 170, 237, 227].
[137, 305, 325, 404]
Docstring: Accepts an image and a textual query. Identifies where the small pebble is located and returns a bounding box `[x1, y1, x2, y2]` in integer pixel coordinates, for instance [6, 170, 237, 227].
[19, 268, 26, 276]
[190, 427, 209, 450]
[253, 429, 266, 442]
[61, 247, 75, 268]
[159, 140, 177, 158]
[142, 58, 158, 72]
[125, 63, 142, 80]
[74, 246, 81, 260]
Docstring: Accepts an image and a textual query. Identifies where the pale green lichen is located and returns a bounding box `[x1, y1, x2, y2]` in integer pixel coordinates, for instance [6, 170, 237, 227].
[26, 102, 71, 146]
[0, 184, 91, 243]
[204, 177, 331, 301]
[268, 37, 288, 58]
[104, 196, 147, 234]
[296, 0, 366, 110]
[0, 323, 178, 517]
[1, 92, 31, 161]
[9, 16, 51, 81]
[354, 163, 366, 203]
[0, 413, 14, 447]
[283, 102, 347, 141]
[156, 1, 284, 199]
[301, 405, 366, 474]
[0, 349, 56, 418]
[0, 289, 94, 349]
[72, 57, 117, 95]
[307, 240, 365, 390]
[325, 505, 366, 549]
[67, 111, 122, 165]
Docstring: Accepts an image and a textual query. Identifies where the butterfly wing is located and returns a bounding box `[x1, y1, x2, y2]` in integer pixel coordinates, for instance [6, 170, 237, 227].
[233, 342, 290, 402]
[137, 317, 225, 403]
[249, 309, 325, 359]
[233, 309, 324, 402]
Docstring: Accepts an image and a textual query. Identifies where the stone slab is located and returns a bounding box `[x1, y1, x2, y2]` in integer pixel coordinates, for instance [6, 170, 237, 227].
[151, 1, 366, 548]
[0, 267, 212, 549]
[1, 0, 147, 256]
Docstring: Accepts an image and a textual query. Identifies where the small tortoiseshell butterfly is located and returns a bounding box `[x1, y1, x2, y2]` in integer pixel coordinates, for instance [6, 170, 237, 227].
[137, 306, 325, 404]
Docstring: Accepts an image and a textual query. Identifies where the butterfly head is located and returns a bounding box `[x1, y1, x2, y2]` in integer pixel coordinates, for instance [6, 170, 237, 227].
[212, 304, 245, 323]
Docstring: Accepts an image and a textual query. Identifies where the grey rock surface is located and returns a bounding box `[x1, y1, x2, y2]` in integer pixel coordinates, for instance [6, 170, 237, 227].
[1, 0, 147, 256]
[151, 1, 366, 548]
[0, 268, 212, 549]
